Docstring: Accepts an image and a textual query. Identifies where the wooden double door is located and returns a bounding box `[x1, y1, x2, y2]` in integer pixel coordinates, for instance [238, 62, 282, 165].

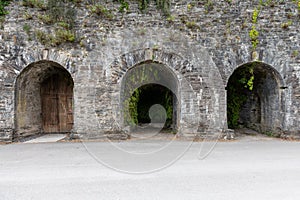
[41, 73, 73, 133]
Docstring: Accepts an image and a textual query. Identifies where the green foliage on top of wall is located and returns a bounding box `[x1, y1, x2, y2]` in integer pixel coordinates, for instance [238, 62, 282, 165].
[204, 0, 214, 13]
[259, 0, 274, 7]
[117, 0, 129, 13]
[22, 0, 46, 10]
[88, 4, 114, 19]
[0, 0, 10, 29]
[47, 0, 76, 29]
[137, 0, 171, 15]
[22, 0, 76, 28]
[0, 0, 10, 16]
[22, 0, 77, 46]
[35, 28, 76, 47]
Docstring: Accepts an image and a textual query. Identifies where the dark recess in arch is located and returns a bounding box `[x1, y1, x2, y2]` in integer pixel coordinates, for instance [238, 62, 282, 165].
[227, 62, 284, 134]
[133, 83, 175, 129]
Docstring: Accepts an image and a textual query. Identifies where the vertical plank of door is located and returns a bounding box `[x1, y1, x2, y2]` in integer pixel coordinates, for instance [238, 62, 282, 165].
[66, 95, 73, 130]
[42, 94, 59, 132]
[58, 94, 67, 132]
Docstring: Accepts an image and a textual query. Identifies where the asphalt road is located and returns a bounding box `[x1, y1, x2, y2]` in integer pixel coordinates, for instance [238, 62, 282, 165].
[0, 137, 300, 200]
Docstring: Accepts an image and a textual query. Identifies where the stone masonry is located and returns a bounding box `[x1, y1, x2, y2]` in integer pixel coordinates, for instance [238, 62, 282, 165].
[0, 0, 299, 142]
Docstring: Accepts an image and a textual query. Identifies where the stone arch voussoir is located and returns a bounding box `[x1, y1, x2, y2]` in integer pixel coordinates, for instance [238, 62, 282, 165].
[108, 48, 212, 136]
[111, 48, 198, 86]
[17, 49, 75, 81]
[226, 61, 285, 88]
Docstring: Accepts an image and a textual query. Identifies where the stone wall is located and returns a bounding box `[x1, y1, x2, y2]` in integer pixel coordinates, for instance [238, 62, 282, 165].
[0, 0, 299, 141]
[0, 64, 15, 141]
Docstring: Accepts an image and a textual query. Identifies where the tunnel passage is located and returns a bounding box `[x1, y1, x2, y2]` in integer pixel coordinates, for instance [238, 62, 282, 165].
[227, 62, 284, 134]
[129, 83, 176, 129]
[15, 61, 74, 139]
[121, 62, 179, 132]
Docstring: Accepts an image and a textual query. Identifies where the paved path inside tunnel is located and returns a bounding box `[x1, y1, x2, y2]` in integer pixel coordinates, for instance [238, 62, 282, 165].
[0, 136, 300, 200]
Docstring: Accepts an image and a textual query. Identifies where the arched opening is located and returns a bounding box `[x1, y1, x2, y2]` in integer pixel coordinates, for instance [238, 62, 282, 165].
[130, 83, 176, 130]
[15, 61, 74, 139]
[121, 62, 179, 133]
[227, 62, 284, 134]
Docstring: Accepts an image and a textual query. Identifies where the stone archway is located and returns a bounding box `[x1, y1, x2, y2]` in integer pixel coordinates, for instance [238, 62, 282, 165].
[226, 62, 284, 134]
[120, 62, 179, 132]
[106, 48, 214, 136]
[15, 61, 74, 140]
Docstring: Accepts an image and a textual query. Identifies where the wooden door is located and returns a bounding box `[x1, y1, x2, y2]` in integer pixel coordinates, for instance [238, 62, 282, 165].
[42, 94, 59, 132]
[58, 94, 73, 132]
[41, 73, 73, 133]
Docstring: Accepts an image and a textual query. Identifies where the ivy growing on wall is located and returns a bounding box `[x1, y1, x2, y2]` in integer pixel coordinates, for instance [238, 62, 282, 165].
[249, 8, 260, 50]
[127, 89, 140, 125]
[227, 64, 255, 128]
[123, 66, 159, 126]
[163, 89, 173, 128]
[123, 64, 173, 128]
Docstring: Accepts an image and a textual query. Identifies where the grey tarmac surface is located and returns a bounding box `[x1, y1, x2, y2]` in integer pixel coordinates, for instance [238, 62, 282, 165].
[0, 136, 300, 200]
